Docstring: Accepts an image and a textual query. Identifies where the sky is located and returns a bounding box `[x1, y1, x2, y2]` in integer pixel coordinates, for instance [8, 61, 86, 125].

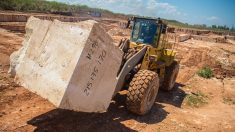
[50, 0, 235, 27]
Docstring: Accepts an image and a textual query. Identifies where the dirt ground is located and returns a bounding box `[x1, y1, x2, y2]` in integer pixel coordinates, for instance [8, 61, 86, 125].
[0, 20, 235, 132]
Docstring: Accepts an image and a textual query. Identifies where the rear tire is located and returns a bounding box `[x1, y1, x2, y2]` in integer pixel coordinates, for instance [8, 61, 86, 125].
[161, 61, 179, 91]
[126, 70, 159, 115]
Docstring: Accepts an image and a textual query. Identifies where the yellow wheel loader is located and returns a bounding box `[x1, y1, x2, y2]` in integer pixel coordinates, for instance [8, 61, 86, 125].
[115, 17, 179, 115]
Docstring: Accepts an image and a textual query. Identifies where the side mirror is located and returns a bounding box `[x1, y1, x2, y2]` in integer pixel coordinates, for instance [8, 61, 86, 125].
[162, 25, 167, 34]
[126, 20, 130, 28]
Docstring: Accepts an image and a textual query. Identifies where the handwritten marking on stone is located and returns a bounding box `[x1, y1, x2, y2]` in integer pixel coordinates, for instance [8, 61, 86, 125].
[84, 49, 107, 96]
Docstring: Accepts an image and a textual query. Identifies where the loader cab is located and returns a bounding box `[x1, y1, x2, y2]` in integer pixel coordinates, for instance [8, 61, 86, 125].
[130, 17, 166, 48]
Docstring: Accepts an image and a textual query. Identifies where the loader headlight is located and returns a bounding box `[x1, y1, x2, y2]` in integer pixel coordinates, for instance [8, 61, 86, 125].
[149, 55, 157, 62]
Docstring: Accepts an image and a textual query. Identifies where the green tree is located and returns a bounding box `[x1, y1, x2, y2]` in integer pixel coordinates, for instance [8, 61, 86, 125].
[211, 25, 217, 29]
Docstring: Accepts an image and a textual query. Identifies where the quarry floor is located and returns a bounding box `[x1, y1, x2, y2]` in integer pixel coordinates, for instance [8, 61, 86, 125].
[0, 21, 235, 132]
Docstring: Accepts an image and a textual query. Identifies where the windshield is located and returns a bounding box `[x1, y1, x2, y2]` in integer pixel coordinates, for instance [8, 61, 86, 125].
[131, 19, 157, 45]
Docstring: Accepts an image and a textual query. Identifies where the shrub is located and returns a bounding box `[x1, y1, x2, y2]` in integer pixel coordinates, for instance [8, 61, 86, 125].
[0, 0, 113, 14]
[197, 67, 213, 79]
[0, 0, 81, 12]
[223, 97, 235, 105]
[185, 91, 208, 107]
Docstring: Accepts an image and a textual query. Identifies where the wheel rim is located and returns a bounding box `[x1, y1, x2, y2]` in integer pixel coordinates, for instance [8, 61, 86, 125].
[147, 84, 156, 107]
[143, 77, 159, 113]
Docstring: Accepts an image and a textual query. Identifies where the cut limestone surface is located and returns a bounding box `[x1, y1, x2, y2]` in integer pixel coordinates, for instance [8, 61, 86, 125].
[9, 16, 123, 112]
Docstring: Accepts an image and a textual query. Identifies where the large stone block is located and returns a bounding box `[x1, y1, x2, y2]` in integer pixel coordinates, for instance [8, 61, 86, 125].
[177, 34, 190, 42]
[9, 16, 123, 112]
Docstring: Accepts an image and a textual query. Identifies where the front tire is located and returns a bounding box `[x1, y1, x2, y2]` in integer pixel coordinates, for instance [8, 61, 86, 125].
[126, 70, 159, 115]
[161, 61, 179, 91]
